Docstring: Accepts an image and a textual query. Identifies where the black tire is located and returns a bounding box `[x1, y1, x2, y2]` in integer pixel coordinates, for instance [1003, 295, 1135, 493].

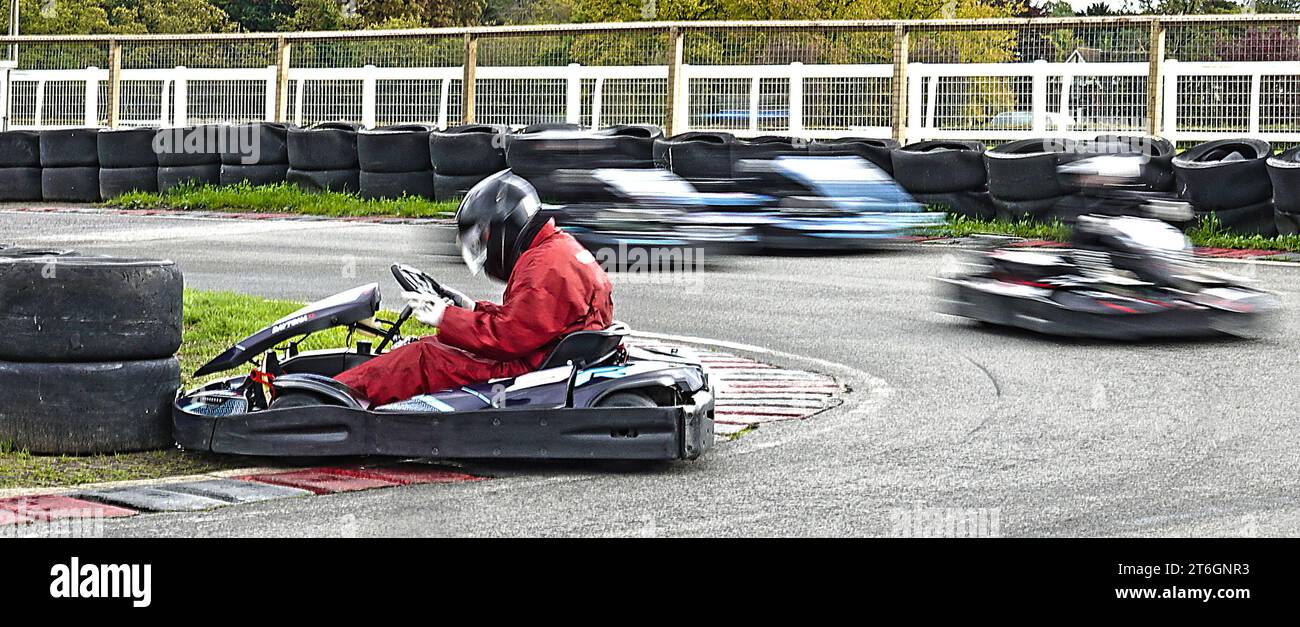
[158, 164, 220, 192]
[1173, 139, 1274, 212]
[991, 195, 1063, 222]
[914, 191, 997, 220]
[358, 125, 435, 173]
[1267, 147, 1300, 216]
[517, 122, 582, 134]
[521, 171, 614, 203]
[287, 168, 360, 193]
[287, 123, 361, 171]
[220, 122, 291, 165]
[596, 391, 659, 408]
[809, 137, 899, 174]
[220, 163, 289, 187]
[0, 167, 43, 201]
[429, 124, 508, 175]
[433, 172, 489, 201]
[269, 390, 342, 409]
[732, 135, 810, 162]
[358, 170, 434, 200]
[1277, 210, 1300, 236]
[153, 125, 224, 166]
[985, 138, 1079, 202]
[1196, 198, 1277, 237]
[39, 128, 100, 167]
[41, 166, 100, 202]
[99, 166, 159, 198]
[96, 128, 158, 168]
[505, 127, 659, 176]
[653, 132, 736, 181]
[1089, 135, 1175, 192]
[0, 357, 180, 454]
[0, 256, 183, 362]
[0, 131, 42, 167]
[892, 140, 987, 194]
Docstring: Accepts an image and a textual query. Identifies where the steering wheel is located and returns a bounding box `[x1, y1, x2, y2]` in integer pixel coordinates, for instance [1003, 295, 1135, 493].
[391, 263, 454, 302]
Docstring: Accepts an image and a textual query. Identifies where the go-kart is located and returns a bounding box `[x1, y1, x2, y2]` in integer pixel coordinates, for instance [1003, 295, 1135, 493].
[550, 156, 944, 253]
[937, 212, 1278, 340]
[173, 264, 715, 460]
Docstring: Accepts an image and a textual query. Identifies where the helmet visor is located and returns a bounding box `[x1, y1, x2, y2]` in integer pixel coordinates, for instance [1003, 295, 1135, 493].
[459, 223, 488, 276]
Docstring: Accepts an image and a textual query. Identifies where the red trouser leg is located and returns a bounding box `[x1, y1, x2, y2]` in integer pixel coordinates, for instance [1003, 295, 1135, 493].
[335, 337, 499, 406]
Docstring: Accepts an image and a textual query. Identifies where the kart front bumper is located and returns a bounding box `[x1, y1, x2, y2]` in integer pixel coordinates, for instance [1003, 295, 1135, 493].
[174, 386, 715, 461]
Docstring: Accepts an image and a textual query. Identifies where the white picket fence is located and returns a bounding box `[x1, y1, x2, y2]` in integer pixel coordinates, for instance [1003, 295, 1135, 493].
[2, 59, 1297, 144]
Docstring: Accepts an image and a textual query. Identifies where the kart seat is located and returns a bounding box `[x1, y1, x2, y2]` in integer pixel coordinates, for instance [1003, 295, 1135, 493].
[538, 322, 630, 370]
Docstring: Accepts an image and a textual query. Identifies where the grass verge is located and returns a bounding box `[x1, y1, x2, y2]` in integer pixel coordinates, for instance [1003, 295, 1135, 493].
[929, 215, 1300, 253]
[0, 289, 436, 490]
[103, 182, 459, 219]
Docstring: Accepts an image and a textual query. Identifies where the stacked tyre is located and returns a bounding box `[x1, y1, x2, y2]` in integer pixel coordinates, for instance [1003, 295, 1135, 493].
[1266, 147, 1300, 235]
[40, 128, 101, 202]
[358, 124, 435, 200]
[985, 138, 1080, 221]
[429, 124, 508, 201]
[0, 254, 183, 454]
[505, 124, 663, 201]
[653, 131, 737, 192]
[221, 122, 291, 187]
[287, 122, 362, 193]
[98, 127, 159, 198]
[0, 131, 43, 201]
[892, 140, 994, 219]
[1049, 135, 1178, 223]
[1173, 138, 1276, 235]
[809, 137, 899, 175]
[156, 125, 223, 192]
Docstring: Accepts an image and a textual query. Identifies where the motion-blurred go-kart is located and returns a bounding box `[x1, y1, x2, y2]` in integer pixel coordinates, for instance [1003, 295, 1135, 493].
[173, 263, 715, 460]
[550, 155, 945, 252]
[937, 206, 1278, 340]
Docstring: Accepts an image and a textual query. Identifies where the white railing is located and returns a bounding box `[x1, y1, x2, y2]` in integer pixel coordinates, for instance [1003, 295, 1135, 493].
[2, 59, 1298, 145]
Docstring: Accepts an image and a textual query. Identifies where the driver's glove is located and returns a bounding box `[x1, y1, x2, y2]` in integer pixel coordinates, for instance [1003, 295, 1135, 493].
[401, 291, 448, 326]
[440, 285, 476, 311]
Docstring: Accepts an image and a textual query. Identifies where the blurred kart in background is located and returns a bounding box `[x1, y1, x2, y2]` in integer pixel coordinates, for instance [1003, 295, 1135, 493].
[548, 155, 945, 254]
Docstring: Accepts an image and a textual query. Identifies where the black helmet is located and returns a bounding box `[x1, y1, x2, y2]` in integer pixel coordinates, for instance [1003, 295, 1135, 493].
[455, 170, 544, 282]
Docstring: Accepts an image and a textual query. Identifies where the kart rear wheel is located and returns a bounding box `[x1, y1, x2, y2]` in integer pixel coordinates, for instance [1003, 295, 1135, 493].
[269, 390, 344, 409]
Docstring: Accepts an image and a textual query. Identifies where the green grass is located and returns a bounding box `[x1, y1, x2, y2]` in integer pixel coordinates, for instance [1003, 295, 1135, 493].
[0, 289, 437, 490]
[926, 213, 1300, 254]
[103, 182, 459, 219]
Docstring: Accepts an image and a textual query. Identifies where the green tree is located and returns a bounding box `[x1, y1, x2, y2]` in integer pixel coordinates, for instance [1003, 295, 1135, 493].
[211, 0, 297, 31]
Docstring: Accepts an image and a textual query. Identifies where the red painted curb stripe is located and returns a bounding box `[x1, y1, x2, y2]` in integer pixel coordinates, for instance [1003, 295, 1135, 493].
[237, 468, 400, 495]
[0, 494, 137, 522]
[329, 466, 481, 486]
[0, 509, 34, 525]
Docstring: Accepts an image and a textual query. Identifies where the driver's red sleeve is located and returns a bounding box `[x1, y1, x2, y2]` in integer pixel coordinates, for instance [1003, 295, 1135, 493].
[473, 301, 501, 314]
[437, 252, 584, 361]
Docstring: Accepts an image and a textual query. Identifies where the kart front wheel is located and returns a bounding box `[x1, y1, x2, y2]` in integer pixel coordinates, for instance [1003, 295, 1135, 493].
[596, 391, 659, 408]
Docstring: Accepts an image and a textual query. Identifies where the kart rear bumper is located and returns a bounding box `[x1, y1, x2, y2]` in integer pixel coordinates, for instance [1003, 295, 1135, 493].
[938, 278, 1271, 340]
[174, 387, 715, 461]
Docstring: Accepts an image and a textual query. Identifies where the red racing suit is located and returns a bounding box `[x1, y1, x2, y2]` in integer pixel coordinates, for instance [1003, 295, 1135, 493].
[335, 220, 613, 406]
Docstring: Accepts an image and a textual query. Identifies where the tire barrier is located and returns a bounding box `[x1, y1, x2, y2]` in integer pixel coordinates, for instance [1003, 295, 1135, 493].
[359, 125, 434, 200]
[155, 125, 224, 192]
[893, 141, 989, 218]
[1173, 138, 1275, 235]
[39, 129, 101, 202]
[220, 122, 291, 187]
[653, 131, 736, 191]
[505, 125, 663, 199]
[429, 124, 508, 176]
[0, 131, 43, 201]
[433, 172, 491, 202]
[97, 128, 159, 197]
[220, 163, 290, 187]
[287, 122, 361, 193]
[0, 357, 181, 454]
[1268, 147, 1300, 235]
[809, 137, 899, 174]
[0, 255, 183, 454]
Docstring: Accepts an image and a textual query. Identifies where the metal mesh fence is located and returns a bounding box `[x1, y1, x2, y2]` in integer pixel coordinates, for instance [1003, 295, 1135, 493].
[0, 17, 1297, 144]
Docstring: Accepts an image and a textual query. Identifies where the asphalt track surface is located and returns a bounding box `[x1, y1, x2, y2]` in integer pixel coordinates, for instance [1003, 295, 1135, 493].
[4, 209, 1298, 537]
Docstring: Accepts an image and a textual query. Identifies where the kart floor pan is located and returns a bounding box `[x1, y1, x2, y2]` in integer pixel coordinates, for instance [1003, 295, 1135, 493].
[175, 396, 715, 461]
